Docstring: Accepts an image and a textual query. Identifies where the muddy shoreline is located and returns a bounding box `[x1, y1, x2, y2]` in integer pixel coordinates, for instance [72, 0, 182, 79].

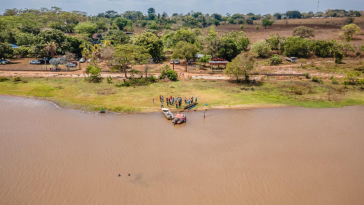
[0, 94, 288, 114]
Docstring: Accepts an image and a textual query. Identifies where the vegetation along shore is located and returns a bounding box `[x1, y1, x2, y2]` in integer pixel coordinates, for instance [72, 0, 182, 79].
[1, 7, 364, 112]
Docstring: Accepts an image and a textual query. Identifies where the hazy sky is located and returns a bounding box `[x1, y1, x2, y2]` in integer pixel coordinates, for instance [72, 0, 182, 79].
[1, 0, 363, 15]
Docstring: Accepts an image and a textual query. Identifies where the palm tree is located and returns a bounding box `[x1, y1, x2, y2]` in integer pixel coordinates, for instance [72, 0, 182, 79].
[44, 42, 58, 58]
[81, 42, 92, 65]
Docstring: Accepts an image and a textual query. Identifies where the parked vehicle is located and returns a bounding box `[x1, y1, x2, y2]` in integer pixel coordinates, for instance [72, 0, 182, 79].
[0, 60, 9, 64]
[87, 59, 91, 63]
[284, 57, 296, 63]
[162, 108, 174, 120]
[66, 62, 77, 67]
[50, 67, 61, 72]
[170, 59, 181, 64]
[29, 60, 42, 64]
[79, 58, 85, 63]
[173, 114, 186, 125]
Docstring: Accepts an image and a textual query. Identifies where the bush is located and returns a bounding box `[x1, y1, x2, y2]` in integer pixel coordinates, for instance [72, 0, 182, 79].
[149, 75, 157, 82]
[251, 40, 272, 58]
[85, 66, 103, 83]
[159, 66, 178, 81]
[106, 75, 113, 84]
[166, 70, 178, 81]
[344, 72, 361, 85]
[0, 77, 9, 82]
[256, 26, 260, 30]
[269, 54, 282, 65]
[283, 37, 311, 58]
[310, 40, 336, 58]
[292, 26, 315, 38]
[334, 50, 344, 64]
[266, 34, 286, 51]
[13, 77, 21, 82]
[341, 23, 361, 42]
[331, 77, 339, 84]
[116, 79, 131, 87]
[311, 76, 321, 83]
[240, 25, 244, 30]
[304, 73, 310, 79]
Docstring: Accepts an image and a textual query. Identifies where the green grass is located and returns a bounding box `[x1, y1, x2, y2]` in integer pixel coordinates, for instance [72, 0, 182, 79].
[1, 77, 364, 112]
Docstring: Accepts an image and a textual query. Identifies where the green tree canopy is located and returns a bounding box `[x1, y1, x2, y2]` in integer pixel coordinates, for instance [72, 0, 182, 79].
[341, 24, 361, 42]
[103, 30, 130, 45]
[135, 32, 163, 62]
[112, 44, 151, 77]
[0, 43, 14, 59]
[262, 16, 274, 29]
[224, 53, 255, 82]
[283, 37, 311, 57]
[112, 17, 132, 31]
[217, 37, 239, 61]
[251, 40, 272, 58]
[74, 22, 97, 37]
[293, 26, 315, 38]
[172, 41, 199, 62]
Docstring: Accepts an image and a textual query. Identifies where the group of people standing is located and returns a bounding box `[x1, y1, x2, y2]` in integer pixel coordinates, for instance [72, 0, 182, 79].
[158, 95, 197, 108]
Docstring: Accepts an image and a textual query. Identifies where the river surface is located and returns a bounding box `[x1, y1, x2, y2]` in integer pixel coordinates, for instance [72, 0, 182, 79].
[1, 96, 364, 205]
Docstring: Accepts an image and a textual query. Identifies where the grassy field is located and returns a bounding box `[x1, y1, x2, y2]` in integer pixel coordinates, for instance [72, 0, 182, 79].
[1, 77, 363, 113]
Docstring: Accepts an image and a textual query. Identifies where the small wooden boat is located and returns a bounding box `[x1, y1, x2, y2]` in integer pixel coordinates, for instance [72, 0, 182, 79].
[173, 114, 186, 125]
[162, 108, 174, 120]
[184, 102, 198, 110]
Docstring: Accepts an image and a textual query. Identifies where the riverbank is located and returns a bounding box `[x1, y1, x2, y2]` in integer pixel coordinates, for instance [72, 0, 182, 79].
[1, 77, 364, 113]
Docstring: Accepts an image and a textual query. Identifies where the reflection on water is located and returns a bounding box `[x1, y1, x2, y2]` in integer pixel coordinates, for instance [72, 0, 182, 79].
[1, 96, 364, 205]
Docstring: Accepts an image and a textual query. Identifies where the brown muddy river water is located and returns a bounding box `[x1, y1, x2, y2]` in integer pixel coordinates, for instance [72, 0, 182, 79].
[1, 96, 364, 205]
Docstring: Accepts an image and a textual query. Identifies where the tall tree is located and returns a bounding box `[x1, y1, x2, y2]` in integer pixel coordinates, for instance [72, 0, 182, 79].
[112, 44, 151, 78]
[224, 53, 255, 82]
[135, 32, 163, 62]
[262, 16, 274, 29]
[44, 42, 58, 57]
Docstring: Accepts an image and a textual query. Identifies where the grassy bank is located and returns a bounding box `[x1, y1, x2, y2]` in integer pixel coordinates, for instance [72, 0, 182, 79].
[1, 77, 364, 112]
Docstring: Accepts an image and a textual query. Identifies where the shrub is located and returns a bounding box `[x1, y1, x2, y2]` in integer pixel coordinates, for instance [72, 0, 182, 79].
[149, 75, 157, 82]
[0, 77, 9, 82]
[344, 72, 361, 85]
[85, 66, 103, 83]
[256, 26, 260, 30]
[304, 72, 310, 79]
[106, 75, 113, 84]
[331, 77, 339, 84]
[269, 54, 282, 65]
[116, 79, 131, 87]
[13, 77, 21, 82]
[334, 50, 344, 64]
[251, 40, 272, 58]
[266, 34, 286, 51]
[246, 19, 253, 25]
[159, 66, 178, 81]
[311, 76, 321, 83]
[292, 26, 315, 38]
[341, 24, 361, 42]
[240, 25, 244, 30]
[310, 40, 336, 58]
[344, 17, 355, 25]
[283, 37, 311, 58]
[166, 70, 178, 81]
